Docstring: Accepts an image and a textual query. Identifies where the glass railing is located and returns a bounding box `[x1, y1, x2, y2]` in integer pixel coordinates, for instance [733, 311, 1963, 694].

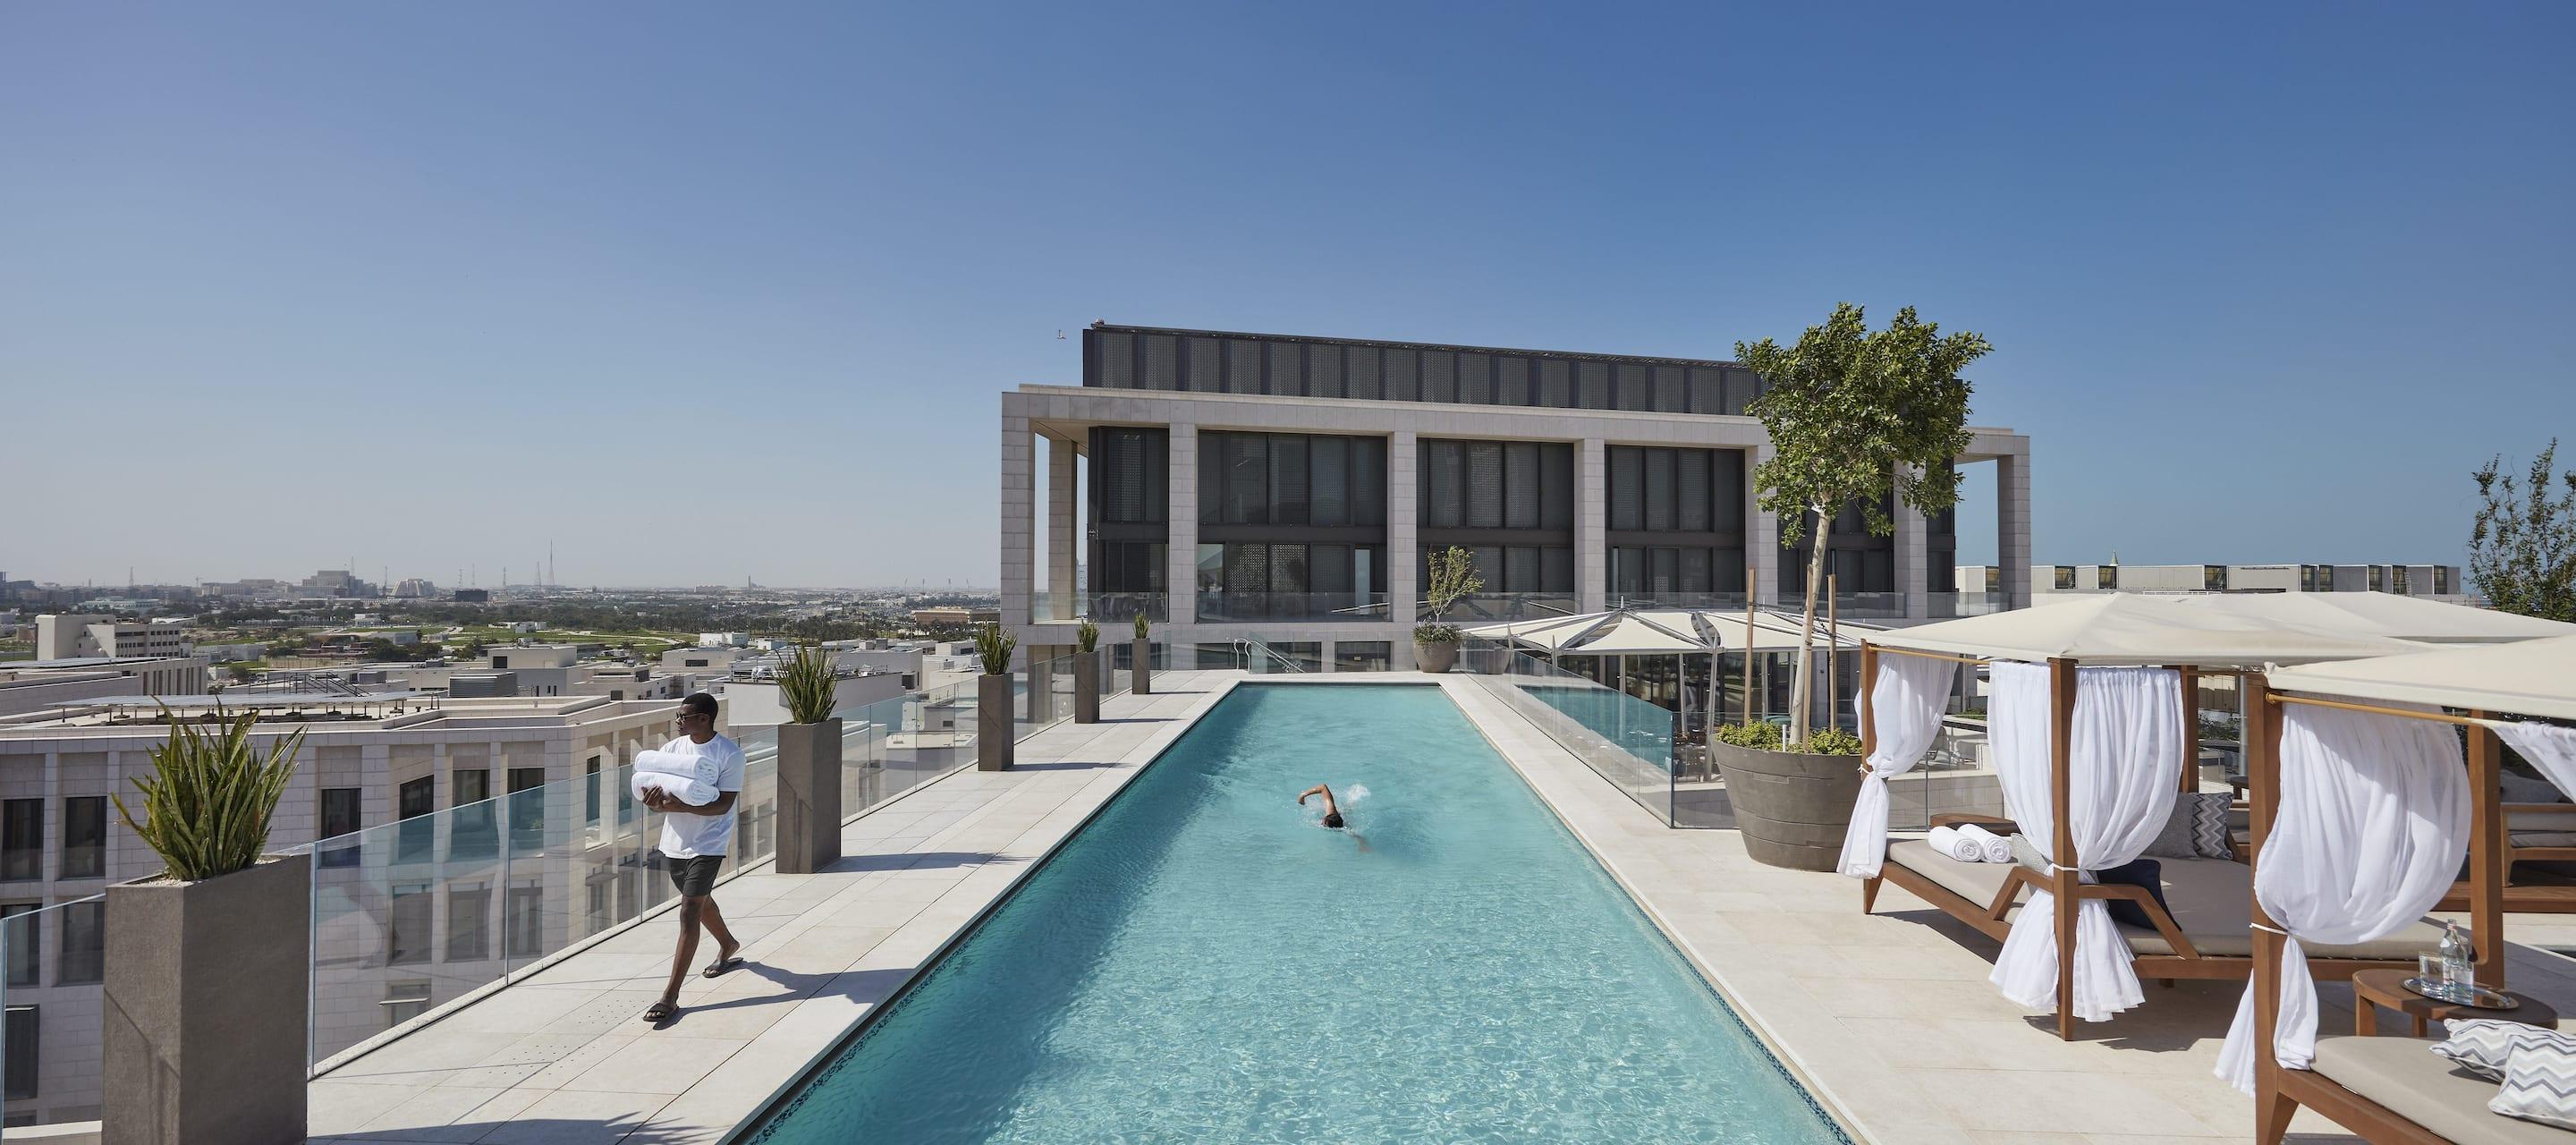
[1445, 593, 1583, 623]
[1773, 589, 1908, 618]
[1193, 590, 1388, 623]
[1030, 590, 1172, 623]
[1928, 590, 2012, 617]
[0, 658, 1124, 1132]
[1598, 591, 1750, 614]
[1453, 639, 1698, 827]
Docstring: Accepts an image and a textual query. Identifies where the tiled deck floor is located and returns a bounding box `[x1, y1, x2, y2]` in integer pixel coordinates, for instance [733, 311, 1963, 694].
[308, 672, 1233, 1145]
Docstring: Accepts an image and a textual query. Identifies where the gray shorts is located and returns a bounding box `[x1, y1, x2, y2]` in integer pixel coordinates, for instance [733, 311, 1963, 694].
[658, 852, 724, 898]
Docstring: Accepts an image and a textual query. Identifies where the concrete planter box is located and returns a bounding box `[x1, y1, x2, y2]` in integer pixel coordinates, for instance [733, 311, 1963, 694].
[775, 719, 843, 874]
[105, 855, 311, 1145]
[1131, 639, 1153, 695]
[977, 674, 1014, 771]
[1073, 650, 1101, 724]
[1414, 640, 1459, 674]
[1707, 741, 1866, 871]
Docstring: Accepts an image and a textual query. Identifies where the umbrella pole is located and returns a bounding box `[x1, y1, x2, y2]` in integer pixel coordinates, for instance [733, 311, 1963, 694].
[1826, 572, 1839, 731]
[1742, 579, 1756, 725]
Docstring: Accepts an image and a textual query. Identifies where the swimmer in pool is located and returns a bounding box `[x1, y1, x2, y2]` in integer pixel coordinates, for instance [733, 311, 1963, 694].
[1296, 784, 1345, 828]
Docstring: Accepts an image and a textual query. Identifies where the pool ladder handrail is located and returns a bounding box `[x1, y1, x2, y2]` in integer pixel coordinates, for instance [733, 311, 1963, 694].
[1232, 637, 1309, 674]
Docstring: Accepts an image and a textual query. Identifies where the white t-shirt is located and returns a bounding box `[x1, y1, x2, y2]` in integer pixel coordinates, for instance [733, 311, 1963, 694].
[654, 733, 746, 859]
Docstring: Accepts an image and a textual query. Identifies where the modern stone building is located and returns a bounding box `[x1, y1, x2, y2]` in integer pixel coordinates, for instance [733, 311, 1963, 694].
[1002, 323, 2033, 670]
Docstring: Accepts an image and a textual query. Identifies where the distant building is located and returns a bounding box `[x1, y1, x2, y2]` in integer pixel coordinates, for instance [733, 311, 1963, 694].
[661, 646, 745, 673]
[0, 657, 208, 717]
[451, 589, 490, 603]
[911, 606, 1000, 628]
[698, 632, 750, 648]
[390, 578, 439, 598]
[720, 670, 909, 727]
[1958, 563, 2468, 599]
[33, 615, 190, 660]
[301, 570, 378, 598]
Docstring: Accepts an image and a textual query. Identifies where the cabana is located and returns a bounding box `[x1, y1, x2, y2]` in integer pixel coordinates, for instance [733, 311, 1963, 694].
[1841, 594, 2435, 1039]
[2227, 633, 2576, 1144]
[2174, 590, 2576, 645]
[1463, 606, 1875, 735]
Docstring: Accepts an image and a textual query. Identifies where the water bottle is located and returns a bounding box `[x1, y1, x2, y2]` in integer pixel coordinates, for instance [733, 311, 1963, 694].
[2440, 921, 2475, 999]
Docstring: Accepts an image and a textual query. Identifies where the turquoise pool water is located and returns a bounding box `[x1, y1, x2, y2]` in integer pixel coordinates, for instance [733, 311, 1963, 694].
[749, 683, 1842, 1143]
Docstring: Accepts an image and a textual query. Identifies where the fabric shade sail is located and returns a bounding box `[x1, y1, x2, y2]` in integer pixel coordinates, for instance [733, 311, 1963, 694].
[1985, 662, 2185, 1022]
[2174, 592, 2576, 645]
[2500, 723, 2576, 804]
[1463, 607, 1874, 656]
[1867, 593, 2430, 668]
[2216, 703, 2469, 1093]
[1835, 654, 1959, 878]
[2265, 634, 2576, 722]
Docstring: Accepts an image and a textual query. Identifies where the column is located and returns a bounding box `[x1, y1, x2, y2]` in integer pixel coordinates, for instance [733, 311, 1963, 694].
[1749, 442, 1779, 606]
[1577, 438, 1606, 612]
[1894, 465, 1928, 620]
[1165, 424, 1199, 632]
[1046, 436, 1079, 622]
[1997, 447, 2033, 610]
[999, 412, 1035, 628]
[1388, 431, 1418, 667]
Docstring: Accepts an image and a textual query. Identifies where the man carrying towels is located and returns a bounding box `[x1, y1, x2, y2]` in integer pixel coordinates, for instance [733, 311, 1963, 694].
[641, 691, 747, 1024]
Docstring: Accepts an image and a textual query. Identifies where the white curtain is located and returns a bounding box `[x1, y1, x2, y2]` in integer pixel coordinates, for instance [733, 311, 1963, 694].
[2499, 722, 2576, 802]
[1835, 654, 1961, 878]
[1987, 663, 2184, 1022]
[2216, 704, 2467, 1093]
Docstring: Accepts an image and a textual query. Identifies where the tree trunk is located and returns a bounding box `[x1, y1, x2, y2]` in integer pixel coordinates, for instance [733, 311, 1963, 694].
[1792, 507, 1834, 745]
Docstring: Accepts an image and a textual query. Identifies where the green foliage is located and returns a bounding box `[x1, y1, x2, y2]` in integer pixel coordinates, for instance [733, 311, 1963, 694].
[777, 643, 838, 725]
[1423, 546, 1484, 622]
[1715, 722, 1784, 750]
[2198, 714, 2241, 743]
[1800, 727, 1865, 756]
[1412, 623, 1462, 644]
[974, 623, 1018, 675]
[1076, 617, 1098, 653]
[2471, 439, 2576, 621]
[114, 705, 303, 881]
[1132, 613, 1150, 641]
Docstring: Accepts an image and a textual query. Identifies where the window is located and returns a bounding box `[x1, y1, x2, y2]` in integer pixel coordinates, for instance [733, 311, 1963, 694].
[508, 768, 546, 851]
[2204, 565, 2228, 592]
[2054, 566, 2077, 590]
[1334, 642, 1393, 672]
[59, 797, 104, 880]
[320, 787, 362, 869]
[382, 980, 431, 1029]
[446, 884, 490, 962]
[4, 1006, 34, 1101]
[451, 769, 494, 859]
[584, 759, 602, 828]
[1, 802, 39, 881]
[1089, 428, 1167, 526]
[0, 905, 37, 988]
[57, 901, 101, 985]
[506, 885, 545, 958]
[2318, 565, 2336, 591]
[2392, 566, 2412, 594]
[2368, 565, 2385, 592]
[388, 883, 431, 965]
[2099, 566, 2118, 590]
[2436, 566, 2453, 594]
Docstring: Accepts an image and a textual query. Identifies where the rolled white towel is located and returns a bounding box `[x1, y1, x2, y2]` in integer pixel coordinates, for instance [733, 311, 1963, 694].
[1955, 823, 2013, 864]
[1926, 825, 1983, 862]
[631, 749, 717, 806]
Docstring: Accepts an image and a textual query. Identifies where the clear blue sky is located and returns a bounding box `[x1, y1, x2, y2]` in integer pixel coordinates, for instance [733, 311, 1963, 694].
[5, 3, 2570, 589]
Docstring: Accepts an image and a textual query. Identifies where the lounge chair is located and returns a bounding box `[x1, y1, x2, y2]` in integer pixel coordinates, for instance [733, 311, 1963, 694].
[2263, 1035, 2573, 1145]
[1863, 824, 2438, 985]
[2428, 803, 2576, 913]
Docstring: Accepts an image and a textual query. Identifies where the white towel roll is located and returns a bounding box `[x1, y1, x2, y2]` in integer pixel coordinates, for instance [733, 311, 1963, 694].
[1926, 825, 1983, 862]
[1955, 823, 2013, 864]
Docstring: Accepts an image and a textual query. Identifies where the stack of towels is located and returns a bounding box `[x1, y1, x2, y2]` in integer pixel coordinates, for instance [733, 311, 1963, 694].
[632, 748, 718, 805]
[1926, 822, 2013, 863]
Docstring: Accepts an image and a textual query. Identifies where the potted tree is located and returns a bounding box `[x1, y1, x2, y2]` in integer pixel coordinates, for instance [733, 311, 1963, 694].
[1130, 613, 1153, 696]
[106, 705, 310, 1145]
[976, 623, 1018, 771]
[774, 642, 842, 874]
[1072, 617, 1102, 724]
[1412, 546, 1482, 674]
[1716, 302, 1987, 870]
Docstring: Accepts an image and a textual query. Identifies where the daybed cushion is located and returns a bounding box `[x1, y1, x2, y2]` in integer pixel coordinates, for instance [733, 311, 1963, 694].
[2311, 1035, 2574, 1145]
[2493, 1042, 2576, 1131]
[1883, 840, 2444, 960]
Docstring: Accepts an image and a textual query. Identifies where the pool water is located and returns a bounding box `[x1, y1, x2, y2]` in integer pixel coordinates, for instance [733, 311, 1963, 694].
[749, 683, 1843, 1143]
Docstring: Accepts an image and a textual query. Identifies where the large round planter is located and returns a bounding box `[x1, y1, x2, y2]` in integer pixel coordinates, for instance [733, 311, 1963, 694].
[1414, 640, 1458, 674]
[1707, 741, 1865, 871]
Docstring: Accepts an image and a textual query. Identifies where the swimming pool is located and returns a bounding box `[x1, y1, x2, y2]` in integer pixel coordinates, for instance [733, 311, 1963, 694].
[748, 683, 1843, 1143]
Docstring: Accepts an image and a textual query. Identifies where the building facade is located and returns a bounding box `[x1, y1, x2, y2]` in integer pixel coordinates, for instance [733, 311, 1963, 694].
[1964, 562, 2469, 599]
[1003, 324, 2033, 669]
[30, 616, 189, 662]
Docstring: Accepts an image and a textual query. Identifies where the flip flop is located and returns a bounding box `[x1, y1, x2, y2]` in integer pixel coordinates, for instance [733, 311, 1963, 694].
[701, 955, 745, 979]
[641, 1000, 676, 1023]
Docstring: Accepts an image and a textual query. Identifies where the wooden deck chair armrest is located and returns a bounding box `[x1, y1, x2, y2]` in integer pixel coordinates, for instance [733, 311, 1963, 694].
[2504, 802, 2573, 813]
[2078, 883, 2201, 959]
[1987, 865, 2047, 922]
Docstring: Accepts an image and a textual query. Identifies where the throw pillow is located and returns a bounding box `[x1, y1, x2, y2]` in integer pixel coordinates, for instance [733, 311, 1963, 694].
[2491, 1041, 2576, 1130]
[2141, 793, 2234, 861]
[2093, 858, 2169, 931]
[2501, 772, 2568, 805]
[2433, 1017, 2576, 1081]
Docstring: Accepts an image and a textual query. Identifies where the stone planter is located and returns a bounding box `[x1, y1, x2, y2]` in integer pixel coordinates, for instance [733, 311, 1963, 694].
[1414, 640, 1459, 674]
[1073, 650, 1101, 724]
[1707, 741, 1866, 871]
[977, 674, 1014, 771]
[776, 719, 843, 874]
[105, 855, 311, 1145]
[1131, 639, 1153, 695]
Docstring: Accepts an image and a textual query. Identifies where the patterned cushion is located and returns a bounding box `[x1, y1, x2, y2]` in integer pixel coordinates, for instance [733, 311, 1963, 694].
[2433, 1017, 2576, 1081]
[2141, 793, 2234, 861]
[2492, 1041, 2576, 1130]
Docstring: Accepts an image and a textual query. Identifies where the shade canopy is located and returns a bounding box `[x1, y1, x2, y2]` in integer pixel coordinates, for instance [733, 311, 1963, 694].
[2264, 633, 2576, 721]
[1464, 607, 1869, 655]
[1864, 593, 2431, 668]
[2173, 592, 2576, 645]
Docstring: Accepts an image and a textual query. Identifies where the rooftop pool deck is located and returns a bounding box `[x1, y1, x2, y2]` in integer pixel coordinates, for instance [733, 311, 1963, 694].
[303, 669, 2576, 1144]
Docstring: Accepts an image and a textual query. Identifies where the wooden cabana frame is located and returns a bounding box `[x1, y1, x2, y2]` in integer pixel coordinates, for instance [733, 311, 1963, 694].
[2247, 680, 2527, 1145]
[1855, 644, 2426, 1040]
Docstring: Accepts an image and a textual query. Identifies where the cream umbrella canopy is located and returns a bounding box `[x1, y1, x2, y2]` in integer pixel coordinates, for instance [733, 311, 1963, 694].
[1466, 607, 1875, 737]
[2174, 591, 2576, 645]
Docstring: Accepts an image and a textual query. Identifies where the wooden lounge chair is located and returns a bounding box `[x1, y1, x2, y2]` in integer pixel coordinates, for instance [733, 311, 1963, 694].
[2262, 1035, 2572, 1145]
[1863, 820, 2437, 988]
[2428, 803, 2576, 913]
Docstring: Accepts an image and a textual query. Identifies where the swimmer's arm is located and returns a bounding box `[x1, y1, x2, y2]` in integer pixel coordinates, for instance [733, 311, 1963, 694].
[1296, 785, 1332, 806]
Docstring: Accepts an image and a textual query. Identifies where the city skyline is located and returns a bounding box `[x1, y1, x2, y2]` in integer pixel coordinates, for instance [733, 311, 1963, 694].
[6, 4, 2572, 586]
